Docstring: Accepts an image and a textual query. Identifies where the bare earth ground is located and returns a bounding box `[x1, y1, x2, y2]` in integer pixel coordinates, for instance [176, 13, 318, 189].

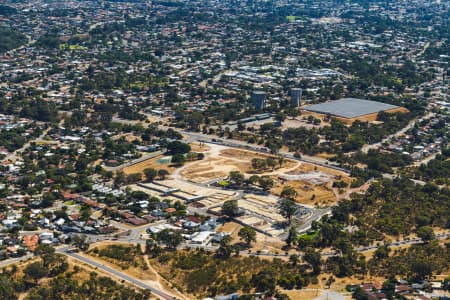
[271, 180, 337, 206]
[181, 147, 297, 180]
[189, 142, 211, 153]
[177, 145, 354, 206]
[122, 155, 177, 175]
[217, 221, 288, 254]
[120, 142, 354, 206]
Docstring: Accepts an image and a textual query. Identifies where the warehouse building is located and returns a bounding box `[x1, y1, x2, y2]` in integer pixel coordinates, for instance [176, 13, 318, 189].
[303, 98, 408, 124]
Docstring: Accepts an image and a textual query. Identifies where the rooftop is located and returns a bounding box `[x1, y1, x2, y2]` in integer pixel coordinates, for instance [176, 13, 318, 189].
[304, 98, 400, 119]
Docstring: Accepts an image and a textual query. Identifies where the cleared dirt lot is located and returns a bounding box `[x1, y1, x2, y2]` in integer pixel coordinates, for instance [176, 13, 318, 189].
[181, 157, 250, 182]
[272, 180, 336, 206]
[178, 145, 352, 206]
[181, 147, 298, 183]
[122, 155, 177, 175]
[269, 162, 353, 206]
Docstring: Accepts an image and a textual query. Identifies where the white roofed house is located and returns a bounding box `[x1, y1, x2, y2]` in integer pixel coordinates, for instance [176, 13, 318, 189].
[190, 231, 214, 245]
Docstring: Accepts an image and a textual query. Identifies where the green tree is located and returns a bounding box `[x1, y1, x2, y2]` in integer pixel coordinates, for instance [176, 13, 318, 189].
[289, 254, 299, 266]
[228, 171, 245, 186]
[238, 226, 256, 247]
[251, 269, 276, 293]
[171, 153, 186, 166]
[279, 199, 297, 225]
[304, 247, 321, 275]
[251, 158, 267, 170]
[24, 262, 47, 285]
[126, 173, 142, 183]
[280, 186, 297, 200]
[156, 229, 183, 249]
[143, 168, 157, 182]
[258, 176, 274, 191]
[114, 171, 126, 187]
[417, 226, 435, 242]
[286, 227, 298, 247]
[0, 275, 17, 300]
[72, 234, 90, 251]
[166, 141, 191, 155]
[222, 200, 239, 217]
[158, 169, 169, 180]
[216, 235, 233, 259]
[266, 158, 276, 170]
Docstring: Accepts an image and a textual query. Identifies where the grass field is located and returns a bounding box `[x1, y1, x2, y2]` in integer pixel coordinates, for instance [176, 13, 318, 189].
[59, 43, 88, 51]
[286, 15, 296, 21]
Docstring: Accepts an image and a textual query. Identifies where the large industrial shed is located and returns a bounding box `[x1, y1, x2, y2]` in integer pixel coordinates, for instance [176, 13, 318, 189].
[303, 98, 408, 124]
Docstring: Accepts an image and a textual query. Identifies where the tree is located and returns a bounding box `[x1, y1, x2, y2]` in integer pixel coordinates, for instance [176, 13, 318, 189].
[156, 229, 183, 249]
[228, 171, 245, 186]
[417, 226, 435, 242]
[251, 158, 267, 170]
[0, 275, 16, 300]
[158, 169, 169, 180]
[382, 279, 396, 299]
[266, 158, 276, 170]
[289, 254, 299, 266]
[246, 175, 260, 186]
[251, 269, 276, 293]
[222, 200, 239, 217]
[258, 176, 274, 191]
[166, 141, 191, 155]
[411, 259, 434, 280]
[279, 199, 297, 225]
[278, 156, 284, 168]
[352, 286, 369, 300]
[114, 170, 126, 187]
[171, 153, 185, 166]
[280, 186, 297, 200]
[286, 227, 298, 247]
[36, 244, 56, 267]
[72, 234, 90, 251]
[127, 173, 142, 183]
[143, 168, 157, 182]
[443, 277, 450, 291]
[80, 206, 92, 221]
[24, 261, 47, 285]
[326, 275, 335, 288]
[303, 247, 321, 275]
[238, 226, 256, 247]
[216, 235, 233, 259]
[145, 239, 161, 257]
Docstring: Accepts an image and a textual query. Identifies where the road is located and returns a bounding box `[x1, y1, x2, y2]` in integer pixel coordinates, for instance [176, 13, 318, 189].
[158, 125, 350, 174]
[56, 246, 179, 300]
[381, 173, 427, 186]
[0, 254, 34, 268]
[361, 111, 435, 154]
[112, 114, 348, 174]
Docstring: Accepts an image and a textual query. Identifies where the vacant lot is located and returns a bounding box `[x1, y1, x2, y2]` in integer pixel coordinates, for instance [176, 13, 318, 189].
[178, 145, 352, 205]
[272, 180, 336, 206]
[181, 157, 250, 182]
[123, 155, 176, 175]
[181, 146, 298, 183]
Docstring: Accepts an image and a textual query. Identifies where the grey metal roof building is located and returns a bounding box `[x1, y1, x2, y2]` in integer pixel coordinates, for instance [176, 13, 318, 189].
[303, 98, 400, 118]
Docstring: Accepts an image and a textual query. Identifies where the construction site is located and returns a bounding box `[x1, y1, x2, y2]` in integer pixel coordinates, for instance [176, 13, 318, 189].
[123, 142, 355, 237]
